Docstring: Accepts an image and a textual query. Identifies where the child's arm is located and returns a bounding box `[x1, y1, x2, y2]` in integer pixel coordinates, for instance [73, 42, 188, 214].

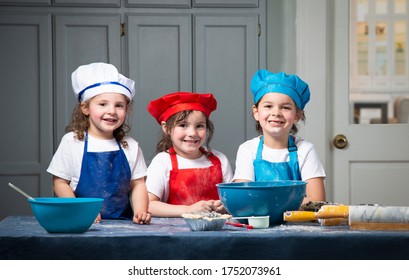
[148, 193, 216, 217]
[233, 179, 251, 183]
[52, 176, 104, 222]
[53, 176, 75, 197]
[130, 177, 151, 224]
[302, 177, 326, 205]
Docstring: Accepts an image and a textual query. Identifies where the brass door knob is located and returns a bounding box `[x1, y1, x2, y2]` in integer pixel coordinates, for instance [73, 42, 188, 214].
[333, 134, 348, 149]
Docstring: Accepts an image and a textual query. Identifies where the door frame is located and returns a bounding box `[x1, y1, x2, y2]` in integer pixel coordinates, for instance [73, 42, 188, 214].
[296, 0, 333, 200]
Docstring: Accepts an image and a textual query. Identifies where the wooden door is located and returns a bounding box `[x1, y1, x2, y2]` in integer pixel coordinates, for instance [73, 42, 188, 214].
[332, 0, 409, 206]
[297, 0, 409, 206]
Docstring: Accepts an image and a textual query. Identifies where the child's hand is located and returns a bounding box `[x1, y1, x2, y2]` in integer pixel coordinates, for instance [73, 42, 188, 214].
[94, 213, 102, 223]
[188, 200, 216, 213]
[212, 200, 227, 213]
[133, 212, 151, 225]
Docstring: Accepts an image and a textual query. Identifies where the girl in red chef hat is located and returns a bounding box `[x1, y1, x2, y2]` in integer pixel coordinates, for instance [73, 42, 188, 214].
[146, 92, 233, 217]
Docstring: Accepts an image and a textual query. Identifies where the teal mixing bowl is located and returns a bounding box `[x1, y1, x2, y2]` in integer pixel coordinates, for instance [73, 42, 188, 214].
[216, 180, 306, 225]
[28, 197, 103, 233]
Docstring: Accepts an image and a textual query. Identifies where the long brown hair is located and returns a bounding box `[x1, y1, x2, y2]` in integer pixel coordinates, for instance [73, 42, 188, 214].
[156, 110, 214, 153]
[65, 99, 132, 148]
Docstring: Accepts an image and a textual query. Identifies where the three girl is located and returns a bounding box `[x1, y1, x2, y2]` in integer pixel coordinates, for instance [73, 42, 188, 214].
[48, 63, 325, 221]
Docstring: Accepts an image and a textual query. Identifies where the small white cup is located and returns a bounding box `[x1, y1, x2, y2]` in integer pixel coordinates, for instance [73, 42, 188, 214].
[247, 216, 270, 228]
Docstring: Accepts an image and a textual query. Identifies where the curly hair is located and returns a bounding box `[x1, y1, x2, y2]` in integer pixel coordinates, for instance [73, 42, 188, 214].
[65, 100, 132, 148]
[156, 110, 214, 153]
[253, 99, 306, 135]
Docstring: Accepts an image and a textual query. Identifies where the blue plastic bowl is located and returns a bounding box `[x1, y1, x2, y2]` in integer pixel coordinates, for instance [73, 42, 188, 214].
[28, 197, 104, 233]
[216, 180, 306, 225]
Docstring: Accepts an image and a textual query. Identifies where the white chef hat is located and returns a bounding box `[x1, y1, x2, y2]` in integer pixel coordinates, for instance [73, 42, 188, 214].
[71, 62, 135, 102]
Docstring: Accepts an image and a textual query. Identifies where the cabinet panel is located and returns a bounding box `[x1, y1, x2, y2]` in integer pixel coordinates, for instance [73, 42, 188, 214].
[126, 0, 191, 8]
[0, 0, 50, 6]
[0, 13, 53, 219]
[127, 14, 192, 161]
[193, 0, 258, 8]
[195, 14, 259, 165]
[54, 14, 121, 144]
[52, 0, 120, 7]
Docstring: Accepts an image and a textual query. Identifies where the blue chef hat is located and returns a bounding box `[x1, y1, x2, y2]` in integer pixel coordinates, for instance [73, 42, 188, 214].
[250, 69, 311, 110]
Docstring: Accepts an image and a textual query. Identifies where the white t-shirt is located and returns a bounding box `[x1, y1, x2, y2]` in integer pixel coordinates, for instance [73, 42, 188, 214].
[233, 136, 326, 181]
[47, 132, 147, 191]
[146, 149, 233, 202]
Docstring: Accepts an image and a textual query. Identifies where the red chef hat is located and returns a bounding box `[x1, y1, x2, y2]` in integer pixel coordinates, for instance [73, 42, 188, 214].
[147, 92, 217, 124]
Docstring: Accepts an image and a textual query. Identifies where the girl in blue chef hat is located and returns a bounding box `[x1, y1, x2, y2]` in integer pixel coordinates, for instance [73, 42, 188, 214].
[47, 62, 151, 224]
[233, 69, 326, 204]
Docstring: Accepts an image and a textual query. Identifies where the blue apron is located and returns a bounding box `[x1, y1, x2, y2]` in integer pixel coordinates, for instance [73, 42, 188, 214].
[75, 132, 133, 219]
[253, 136, 301, 181]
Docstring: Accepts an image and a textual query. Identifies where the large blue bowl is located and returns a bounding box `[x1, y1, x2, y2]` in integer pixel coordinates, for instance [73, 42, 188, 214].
[29, 197, 103, 233]
[217, 180, 306, 225]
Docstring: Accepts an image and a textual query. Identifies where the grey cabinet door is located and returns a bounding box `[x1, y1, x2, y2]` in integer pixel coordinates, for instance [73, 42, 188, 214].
[126, 14, 192, 161]
[0, 0, 50, 5]
[192, 0, 258, 7]
[126, 13, 260, 166]
[194, 14, 259, 167]
[52, 0, 120, 7]
[0, 13, 53, 219]
[126, 0, 191, 8]
[54, 13, 122, 144]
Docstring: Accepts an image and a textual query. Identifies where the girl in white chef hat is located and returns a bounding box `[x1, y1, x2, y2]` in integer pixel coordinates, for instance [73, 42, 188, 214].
[233, 69, 326, 205]
[47, 62, 151, 224]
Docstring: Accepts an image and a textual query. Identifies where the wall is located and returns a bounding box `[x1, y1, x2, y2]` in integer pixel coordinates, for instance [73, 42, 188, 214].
[266, 0, 296, 73]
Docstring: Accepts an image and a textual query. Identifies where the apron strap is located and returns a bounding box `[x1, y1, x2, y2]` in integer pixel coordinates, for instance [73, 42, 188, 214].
[168, 147, 179, 170]
[84, 131, 89, 154]
[256, 136, 264, 160]
[288, 136, 298, 164]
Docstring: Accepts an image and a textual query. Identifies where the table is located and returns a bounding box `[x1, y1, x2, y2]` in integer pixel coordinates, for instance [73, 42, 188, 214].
[1, 216, 409, 260]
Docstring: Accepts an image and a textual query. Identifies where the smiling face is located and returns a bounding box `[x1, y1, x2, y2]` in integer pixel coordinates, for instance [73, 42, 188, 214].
[163, 110, 207, 159]
[252, 92, 301, 147]
[81, 92, 128, 139]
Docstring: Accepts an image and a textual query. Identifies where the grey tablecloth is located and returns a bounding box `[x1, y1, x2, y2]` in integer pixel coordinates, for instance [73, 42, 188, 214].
[1, 216, 409, 260]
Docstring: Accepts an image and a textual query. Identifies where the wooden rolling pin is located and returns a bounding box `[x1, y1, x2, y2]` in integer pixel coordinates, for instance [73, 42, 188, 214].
[283, 205, 349, 222]
[284, 205, 409, 230]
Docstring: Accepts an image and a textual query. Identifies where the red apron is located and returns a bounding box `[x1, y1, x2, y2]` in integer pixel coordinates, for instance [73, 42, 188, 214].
[168, 147, 223, 205]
